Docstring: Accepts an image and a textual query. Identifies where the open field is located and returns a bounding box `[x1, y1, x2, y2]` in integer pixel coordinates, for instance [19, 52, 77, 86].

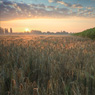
[0, 35, 95, 95]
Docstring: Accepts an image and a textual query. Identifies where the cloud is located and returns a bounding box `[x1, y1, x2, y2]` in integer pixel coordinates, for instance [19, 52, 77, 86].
[48, 0, 54, 3]
[0, 0, 95, 20]
[3, 1, 13, 5]
[72, 4, 83, 8]
[47, 6, 56, 10]
[48, 0, 83, 8]
[48, 0, 60, 3]
[0, 0, 3, 3]
[57, 1, 72, 7]
[56, 7, 69, 13]
[37, 4, 46, 8]
[0, 0, 70, 20]
[58, 1, 83, 8]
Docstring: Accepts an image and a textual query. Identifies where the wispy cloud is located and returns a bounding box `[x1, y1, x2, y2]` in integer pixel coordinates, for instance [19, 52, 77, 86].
[49, 0, 83, 8]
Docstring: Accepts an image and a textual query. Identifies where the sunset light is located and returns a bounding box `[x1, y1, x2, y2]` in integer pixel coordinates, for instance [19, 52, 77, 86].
[1, 18, 95, 33]
[25, 28, 30, 32]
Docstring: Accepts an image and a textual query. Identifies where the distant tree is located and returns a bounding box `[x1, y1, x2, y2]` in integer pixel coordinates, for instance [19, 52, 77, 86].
[47, 31, 50, 34]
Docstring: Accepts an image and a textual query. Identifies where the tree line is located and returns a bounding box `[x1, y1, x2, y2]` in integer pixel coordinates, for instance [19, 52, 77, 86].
[27, 30, 69, 35]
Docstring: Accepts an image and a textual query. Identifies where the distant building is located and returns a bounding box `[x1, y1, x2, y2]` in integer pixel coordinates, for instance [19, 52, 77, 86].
[5, 28, 9, 34]
[31, 30, 42, 34]
[0, 27, 14, 34]
[0, 27, 4, 34]
[10, 28, 12, 33]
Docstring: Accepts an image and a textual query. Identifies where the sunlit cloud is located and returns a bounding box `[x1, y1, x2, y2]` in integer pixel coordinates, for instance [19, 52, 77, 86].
[0, 0, 95, 21]
[49, 0, 83, 8]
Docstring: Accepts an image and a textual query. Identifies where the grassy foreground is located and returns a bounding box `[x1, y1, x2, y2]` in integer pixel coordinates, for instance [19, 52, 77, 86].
[0, 35, 95, 95]
[73, 27, 95, 39]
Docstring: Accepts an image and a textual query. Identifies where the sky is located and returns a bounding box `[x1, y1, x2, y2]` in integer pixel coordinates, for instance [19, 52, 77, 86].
[0, 0, 95, 33]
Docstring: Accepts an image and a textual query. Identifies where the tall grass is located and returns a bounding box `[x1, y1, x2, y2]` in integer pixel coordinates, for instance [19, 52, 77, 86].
[0, 35, 95, 95]
[73, 27, 95, 39]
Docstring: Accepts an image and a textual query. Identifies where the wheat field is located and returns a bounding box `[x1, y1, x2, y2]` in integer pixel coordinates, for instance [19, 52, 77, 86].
[0, 35, 95, 95]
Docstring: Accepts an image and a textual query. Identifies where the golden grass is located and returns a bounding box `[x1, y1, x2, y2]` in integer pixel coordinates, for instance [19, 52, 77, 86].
[0, 35, 95, 95]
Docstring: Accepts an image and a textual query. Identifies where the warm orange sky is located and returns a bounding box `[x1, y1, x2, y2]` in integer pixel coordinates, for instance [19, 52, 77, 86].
[1, 17, 95, 33]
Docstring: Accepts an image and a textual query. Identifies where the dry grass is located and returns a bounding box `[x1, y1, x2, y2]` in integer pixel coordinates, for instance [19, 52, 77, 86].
[0, 35, 95, 95]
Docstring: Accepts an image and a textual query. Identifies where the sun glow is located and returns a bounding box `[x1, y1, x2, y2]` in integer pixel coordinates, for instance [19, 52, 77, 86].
[25, 28, 30, 32]
[1, 18, 95, 33]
